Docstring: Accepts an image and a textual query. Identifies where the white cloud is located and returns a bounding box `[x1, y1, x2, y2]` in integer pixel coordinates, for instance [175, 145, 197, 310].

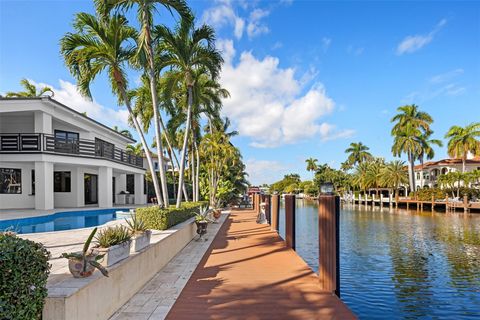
[218, 40, 353, 148]
[202, 0, 245, 39]
[203, 1, 271, 40]
[322, 37, 331, 52]
[347, 45, 364, 56]
[397, 19, 447, 55]
[245, 158, 287, 185]
[30, 79, 129, 128]
[429, 68, 464, 84]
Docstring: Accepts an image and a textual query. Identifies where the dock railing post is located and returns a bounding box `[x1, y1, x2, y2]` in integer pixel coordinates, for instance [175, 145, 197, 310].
[318, 194, 340, 297]
[255, 194, 261, 214]
[271, 194, 280, 232]
[284, 194, 296, 250]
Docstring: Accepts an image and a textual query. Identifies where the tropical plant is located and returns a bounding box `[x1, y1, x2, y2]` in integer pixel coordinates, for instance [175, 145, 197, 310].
[60, 11, 163, 205]
[127, 143, 143, 156]
[112, 125, 134, 139]
[154, 17, 223, 207]
[416, 131, 443, 187]
[391, 104, 433, 192]
[345, 142, 372, 166]
[305, 158, 318, 177]
[95, 225, 131, 248]
[61, 227, 108, 277]
[445, 123, 480, 172]
[380, 160, 409, 195]
[125, 214, 148, 234]
[5, 78, 54, 98]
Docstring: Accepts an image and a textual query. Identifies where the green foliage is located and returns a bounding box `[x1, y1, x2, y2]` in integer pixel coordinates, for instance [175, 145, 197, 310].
[0, 233, 51, 319]
[95, 226, 131, 248]
[125, 214, 148, 234]
[136, 202, 207, 230]
[270, 174, 302, 193]
[413, 188, 446, 201]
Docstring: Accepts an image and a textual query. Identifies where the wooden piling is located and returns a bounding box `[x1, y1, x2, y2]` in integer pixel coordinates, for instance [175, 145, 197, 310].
[431, 195, 435, 212]
[271, 194, 280, 232]
[264, 194, 271, 224]
[318, 195, 340, 297]
[284, 194, 296, 250]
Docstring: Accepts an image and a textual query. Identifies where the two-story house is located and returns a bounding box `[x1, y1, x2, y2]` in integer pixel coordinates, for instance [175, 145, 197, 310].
[0, 97, 147, 210]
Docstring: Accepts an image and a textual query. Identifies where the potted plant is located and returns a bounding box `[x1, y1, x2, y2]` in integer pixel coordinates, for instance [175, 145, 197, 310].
[195, 206, 209, 240]
[125, 214, 151, 253]
[61, 227, 108, 278]
[213, 208, 222, 220]
[94, 225, 132, 267]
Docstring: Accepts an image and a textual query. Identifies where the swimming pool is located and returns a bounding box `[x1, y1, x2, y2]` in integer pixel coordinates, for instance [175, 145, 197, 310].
[0, 208, 131, 234]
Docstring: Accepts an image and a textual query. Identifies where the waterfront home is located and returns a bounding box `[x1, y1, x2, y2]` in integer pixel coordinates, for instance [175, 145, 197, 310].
[0, 97, 147, 210]
[413, 156, 480, 189]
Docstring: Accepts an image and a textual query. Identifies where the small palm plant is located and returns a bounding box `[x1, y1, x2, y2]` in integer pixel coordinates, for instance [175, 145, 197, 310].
[61, 227, 108, 278]
[95, 226, 131, 248]
[125, 214, 148, 235]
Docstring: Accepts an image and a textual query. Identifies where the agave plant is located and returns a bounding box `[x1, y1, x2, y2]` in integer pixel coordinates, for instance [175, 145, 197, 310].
[95, 225, 131, 248]
[195, 206, 211, 223]
[125, 214, 148, 235]
[61, 227, 108, 277]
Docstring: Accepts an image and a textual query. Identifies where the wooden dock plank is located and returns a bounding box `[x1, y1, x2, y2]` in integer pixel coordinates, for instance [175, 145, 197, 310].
[166, 209, 356, 320]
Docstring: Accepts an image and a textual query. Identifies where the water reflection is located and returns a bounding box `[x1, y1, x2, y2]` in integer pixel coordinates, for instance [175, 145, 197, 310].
[279, 199, 480, 319]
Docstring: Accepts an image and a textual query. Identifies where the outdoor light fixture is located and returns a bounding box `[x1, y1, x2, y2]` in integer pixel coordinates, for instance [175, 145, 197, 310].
[320, 182, 334, 195]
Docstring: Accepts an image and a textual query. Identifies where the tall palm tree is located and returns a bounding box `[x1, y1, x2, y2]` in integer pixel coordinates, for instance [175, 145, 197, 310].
[345, 142, 372, 166]
[305, 158, 318, 177]
[99, 0, 192, 206]
[155, 18, 223, 207]
[391, 104, 433, 192]
[445, 123, 480, 173]
[380, 160, 408, 196]
[127, 143, 143, 156]
[60, 12, 163, 205]
[112, 125, 134, 139]
[5, 78, 54, 97]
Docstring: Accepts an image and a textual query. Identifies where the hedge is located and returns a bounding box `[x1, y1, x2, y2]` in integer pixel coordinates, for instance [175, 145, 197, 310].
[136, 201, 208, 230]
[0, 233, 51, 320]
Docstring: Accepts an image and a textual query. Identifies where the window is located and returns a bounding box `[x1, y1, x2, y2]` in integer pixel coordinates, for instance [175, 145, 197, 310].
[0, 168, 22, 194]
[31, 170, 35, 195]
[95, 138, 115, 159]
[54, 130, 79, 154]
[143, 176, 147, 195]
[54, 171, 71, 192]
[126, 174, 135, 194]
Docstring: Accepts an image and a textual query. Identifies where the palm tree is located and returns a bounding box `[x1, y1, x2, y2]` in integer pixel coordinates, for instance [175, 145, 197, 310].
[155, 18, 223, 207]
[380, 160, 408, 196]
[5, 78, 54, 97]
[60, 12, 163, 205]
[99, 0, 192, 206]
[391, 104, 433, 192]
[127, 143, 143, 156]
[305, 158, 318, 177]
[112, 125, 134, 139]
[345, 142, 372, 166]
[445, 123, 480, 172]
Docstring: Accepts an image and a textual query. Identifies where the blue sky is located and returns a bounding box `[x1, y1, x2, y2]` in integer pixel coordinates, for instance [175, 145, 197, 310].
[1, 0, 479, 184]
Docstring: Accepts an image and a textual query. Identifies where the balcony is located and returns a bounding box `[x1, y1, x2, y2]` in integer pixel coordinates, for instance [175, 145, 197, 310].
[0, 133, 143, 168]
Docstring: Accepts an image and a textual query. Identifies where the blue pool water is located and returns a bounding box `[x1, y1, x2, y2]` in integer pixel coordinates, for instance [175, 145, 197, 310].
[0, 208, 131, 234]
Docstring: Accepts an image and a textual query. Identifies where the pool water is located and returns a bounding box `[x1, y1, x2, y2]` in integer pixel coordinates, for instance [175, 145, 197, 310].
[279, 199, 480, 319]
[0, 208, 131, 234]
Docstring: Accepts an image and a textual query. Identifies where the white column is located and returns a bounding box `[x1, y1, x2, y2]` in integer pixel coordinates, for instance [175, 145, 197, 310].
[134, 173, 145, 205]
[72, 167, 84, 207]
[98, 167, 113, 208]
[34, 111, 52, 134]
[35, 161, 54, 210]
[117, 174, 127, 193]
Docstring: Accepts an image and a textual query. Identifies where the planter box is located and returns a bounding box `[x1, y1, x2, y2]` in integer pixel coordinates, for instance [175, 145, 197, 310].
[96, 241, 131, 267]
[130, 230, 151, 253]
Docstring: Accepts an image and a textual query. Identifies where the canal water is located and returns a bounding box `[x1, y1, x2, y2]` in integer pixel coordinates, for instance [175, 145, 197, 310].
[278, 199, 480, 319]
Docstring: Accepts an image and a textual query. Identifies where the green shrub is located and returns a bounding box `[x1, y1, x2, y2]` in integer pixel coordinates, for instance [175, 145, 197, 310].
[136, 202, 207, 230]
[95, 225, 131, 248]
[0, 233, 51, 320]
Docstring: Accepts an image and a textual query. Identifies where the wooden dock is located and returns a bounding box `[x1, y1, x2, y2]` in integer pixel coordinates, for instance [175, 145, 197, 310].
[166, 208, 356, 319]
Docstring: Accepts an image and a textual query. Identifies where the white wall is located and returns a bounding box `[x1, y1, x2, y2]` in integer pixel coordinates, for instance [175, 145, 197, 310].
[0, 113, 34, 133]
[0, 162, 35, 210]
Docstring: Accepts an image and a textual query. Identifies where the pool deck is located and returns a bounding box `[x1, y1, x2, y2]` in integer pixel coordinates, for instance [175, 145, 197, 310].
[164, 208, 355, 319]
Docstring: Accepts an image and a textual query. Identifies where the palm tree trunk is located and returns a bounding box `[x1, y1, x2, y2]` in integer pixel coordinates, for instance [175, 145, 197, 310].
[408, 152, 415, 193]
[194, 139, 200, 202]
[176, 85, 193, 207]
[190, 146, 195, 201]
[462, 154, 466, 173]
[118, 85, 163, 206]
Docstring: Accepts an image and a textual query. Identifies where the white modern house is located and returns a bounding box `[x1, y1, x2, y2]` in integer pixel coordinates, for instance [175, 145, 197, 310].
[413, 156, 480, 189]
[0, 97, 147, 210]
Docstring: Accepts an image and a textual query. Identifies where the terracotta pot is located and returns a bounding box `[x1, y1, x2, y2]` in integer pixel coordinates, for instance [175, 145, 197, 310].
[213, 209, 221, 219]
[68, 256, 96, 278]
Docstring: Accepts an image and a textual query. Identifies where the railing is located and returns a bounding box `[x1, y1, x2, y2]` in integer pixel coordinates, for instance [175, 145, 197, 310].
[0, 133, 143, 168]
